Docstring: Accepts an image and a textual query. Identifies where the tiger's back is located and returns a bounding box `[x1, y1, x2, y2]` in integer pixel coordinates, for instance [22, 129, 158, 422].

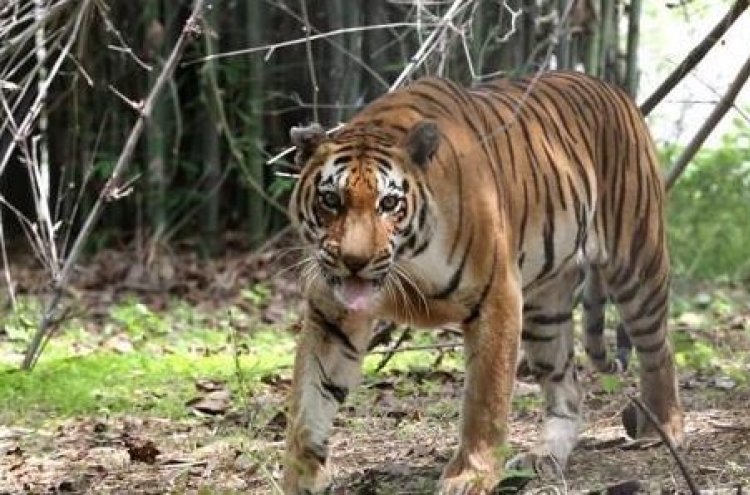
[283, 71, 682, 494]
[349, 72, 665, 287]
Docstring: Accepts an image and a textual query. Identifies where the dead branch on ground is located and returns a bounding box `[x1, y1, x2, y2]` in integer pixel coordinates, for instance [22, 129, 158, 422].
[628, 395, 700, 495]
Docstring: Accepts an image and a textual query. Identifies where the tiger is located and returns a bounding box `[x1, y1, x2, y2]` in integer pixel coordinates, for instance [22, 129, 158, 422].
[283, 70, 683, 494]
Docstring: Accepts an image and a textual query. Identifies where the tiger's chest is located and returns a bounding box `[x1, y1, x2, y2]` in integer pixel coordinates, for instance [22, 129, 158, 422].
[380, 201, 598, 325]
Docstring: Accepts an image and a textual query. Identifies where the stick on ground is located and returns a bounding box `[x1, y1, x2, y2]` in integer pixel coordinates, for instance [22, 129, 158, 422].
[627, 395, 700, 495]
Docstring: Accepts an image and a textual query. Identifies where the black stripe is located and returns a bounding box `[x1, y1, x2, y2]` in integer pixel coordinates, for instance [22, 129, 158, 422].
[538, 190, 556, 280]
[434, 229, 473, 299]
[634, 338, 665, 354]
[527, 312, 572, 325]
[463, 249, 498, 324]
[521, 330, 557, 342]
[321, 381, 348, 404]
[612, 279, 640, 305]
[582, 296, 607, 310]
[518, 181, 529, 253]
[586, 348, 607, 362]
[303, 445, 327, 465]
[310, 303, 358, 359]
[531, 361, 555, 373]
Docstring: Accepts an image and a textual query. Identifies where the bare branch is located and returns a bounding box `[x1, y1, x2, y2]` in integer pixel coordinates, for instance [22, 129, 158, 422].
[298, 0, 319, 122]
[665, 51, 750, 190]
[640, 0, 748, 116]
[267, 0, 475, 166]
[183, 22, 430, 66]
[21, 0, 209, 371]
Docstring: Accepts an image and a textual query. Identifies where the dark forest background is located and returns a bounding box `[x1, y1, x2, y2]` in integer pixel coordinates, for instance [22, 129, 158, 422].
[1, 0, 643, 258]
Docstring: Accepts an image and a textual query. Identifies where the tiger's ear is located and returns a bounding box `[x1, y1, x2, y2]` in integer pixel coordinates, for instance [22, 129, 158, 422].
[290, 124, 326, 168]
[403, 120, 440, 169]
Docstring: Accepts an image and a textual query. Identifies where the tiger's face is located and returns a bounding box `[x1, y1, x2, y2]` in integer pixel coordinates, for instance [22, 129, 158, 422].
[289, 121, 440, 311]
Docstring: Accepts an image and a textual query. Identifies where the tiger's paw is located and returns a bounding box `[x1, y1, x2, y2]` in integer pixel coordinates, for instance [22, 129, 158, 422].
[437, 452, 499, 495]
[437, 473, 495, 495]
[621, 402, 684, 446]
[282, 443, 331, 494]
[505, 446, 568, 480]
[281, 464, 330, 495]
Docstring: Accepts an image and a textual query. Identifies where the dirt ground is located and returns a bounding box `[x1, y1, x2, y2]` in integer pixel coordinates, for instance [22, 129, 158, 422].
[2, 366, 749, 494]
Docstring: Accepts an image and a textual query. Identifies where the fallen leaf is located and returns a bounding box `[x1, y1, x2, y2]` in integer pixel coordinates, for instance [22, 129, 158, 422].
[186, 389, 232, 415]
[195, 378, 227, 393]
[711, 376, 737, 390]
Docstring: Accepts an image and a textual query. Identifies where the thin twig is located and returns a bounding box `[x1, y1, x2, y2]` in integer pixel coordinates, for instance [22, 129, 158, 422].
[266, 0, 474, 166]
[183, 22, 430, 66]
[375, 326, 413, 372]
[21, 0, 208, 371]
[369, 341, 461, 355]
[108, 84, 142, 111]
[0, 0, 91, 178]
[665, 51, 750, 190]
[627, 395, 699, 495]
[299, 0, 319, 123]
[639, 0, 748, 116]
[263, 0, 389, 90]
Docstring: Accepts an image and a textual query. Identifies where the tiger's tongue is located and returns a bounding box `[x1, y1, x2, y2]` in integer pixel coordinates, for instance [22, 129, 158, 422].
[337, 277, 375, 311]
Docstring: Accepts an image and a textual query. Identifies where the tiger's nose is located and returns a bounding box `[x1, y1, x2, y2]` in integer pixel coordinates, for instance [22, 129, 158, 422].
[341, 254, 369, 274]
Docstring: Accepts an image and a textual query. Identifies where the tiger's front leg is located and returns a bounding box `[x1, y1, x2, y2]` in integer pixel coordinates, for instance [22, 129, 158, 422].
[439, 274, 523, 494]
[283, 301, 372, 494]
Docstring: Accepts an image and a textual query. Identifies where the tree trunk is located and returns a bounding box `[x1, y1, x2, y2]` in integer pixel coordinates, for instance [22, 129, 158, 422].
[145, 1, 168, 243]
[246, 0, 266, 247]
[625, 0, 642, 97]
[201, 5, 221, 255]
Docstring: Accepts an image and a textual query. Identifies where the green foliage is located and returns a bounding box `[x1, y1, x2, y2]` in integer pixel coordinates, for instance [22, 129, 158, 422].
[110, 300, 170, 340]
[666, 117, 750, 281]
[241, 283, 271, 307]
[673, 332, 718, 371]
[0, 298, 295, 425]
[669, 289, 750, 385]
[598, 374, 623, 394]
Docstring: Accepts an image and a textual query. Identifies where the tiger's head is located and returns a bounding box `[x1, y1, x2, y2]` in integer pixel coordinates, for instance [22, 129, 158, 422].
[288, 120, 440, 311]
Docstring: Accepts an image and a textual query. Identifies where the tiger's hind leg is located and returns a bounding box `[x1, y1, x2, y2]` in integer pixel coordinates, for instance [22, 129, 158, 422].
[583, 268, 633, 372]
[507, 270, 583, 478]
[605, 261, 683, 444]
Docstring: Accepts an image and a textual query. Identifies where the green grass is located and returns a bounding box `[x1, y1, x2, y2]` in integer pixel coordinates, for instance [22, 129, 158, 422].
[2, 277, 748, 428]
[0, 298, 296, 425]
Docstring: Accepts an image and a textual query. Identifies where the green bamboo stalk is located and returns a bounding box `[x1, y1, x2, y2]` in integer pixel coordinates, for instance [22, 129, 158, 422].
[599, 0, 614, 81]
[145, 1, 168, 241]
[625, 0, 642, 97]
[247, 0, 266, 246]
[201, 4, 220, 254]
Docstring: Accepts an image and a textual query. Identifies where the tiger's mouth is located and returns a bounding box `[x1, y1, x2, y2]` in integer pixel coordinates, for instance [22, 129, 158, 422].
[332, 275, 383, 312]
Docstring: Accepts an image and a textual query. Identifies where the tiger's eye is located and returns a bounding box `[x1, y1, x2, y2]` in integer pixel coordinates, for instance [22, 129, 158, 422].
[320, 191, 341, 211]
[380, 194, 400, 213]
